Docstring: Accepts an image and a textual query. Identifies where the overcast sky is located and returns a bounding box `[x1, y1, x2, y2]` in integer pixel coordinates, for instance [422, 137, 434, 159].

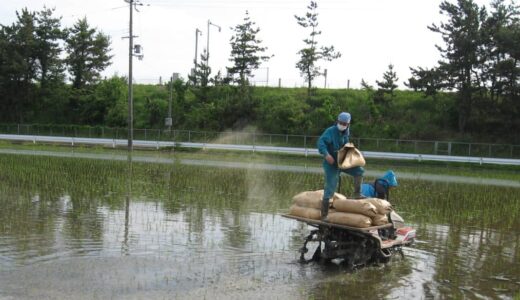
[2, 0, 490, 88]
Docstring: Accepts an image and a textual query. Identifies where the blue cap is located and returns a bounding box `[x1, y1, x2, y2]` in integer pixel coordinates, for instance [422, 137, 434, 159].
[381, 170, 398, 187]
[337, 112, 351, 123]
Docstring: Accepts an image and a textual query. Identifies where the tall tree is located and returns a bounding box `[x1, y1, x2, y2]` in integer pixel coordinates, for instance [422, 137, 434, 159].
[33, 7, 67, 120]
[482, 0, 520, 99]
[64, 18, 112, 89]
[431, 0, 486, 133]
[295, 1, 341, 96]
[35, 7, 64, 88]
[409, 0, 486, 133]
[481, 0, 520, 133]
[0, 9, 38, 122]
[227, 11, 272, 87]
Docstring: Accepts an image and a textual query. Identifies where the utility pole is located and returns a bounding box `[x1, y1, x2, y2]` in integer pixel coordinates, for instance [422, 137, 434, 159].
[124, 0, 145, 151]
[167, 75, 173, 132]
[206, 20, 221, 69]
[127, 0, 134, 151]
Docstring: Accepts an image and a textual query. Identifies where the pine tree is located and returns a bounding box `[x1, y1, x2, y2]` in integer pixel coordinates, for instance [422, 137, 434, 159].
[481, 0, 520, 132]
[295, 1, 340, 96]
[35, 7, 65, 87]
[227, 11, 271, 88]
[408, 0, 486, 133]
[188, 50, 211, 103]
[427, 0, 486, 132]
[376, 64, 399, 99]
[0, 9, 39, 122]
[64, 18, 112, 89]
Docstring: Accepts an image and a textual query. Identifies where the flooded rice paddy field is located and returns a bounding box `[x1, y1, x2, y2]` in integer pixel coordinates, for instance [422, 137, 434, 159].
[0, 154, 519, 299]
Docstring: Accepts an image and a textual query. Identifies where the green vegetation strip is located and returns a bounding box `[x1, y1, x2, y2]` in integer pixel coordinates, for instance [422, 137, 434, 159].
[0, 154, 518, 232]
[0, 140, 519, 181]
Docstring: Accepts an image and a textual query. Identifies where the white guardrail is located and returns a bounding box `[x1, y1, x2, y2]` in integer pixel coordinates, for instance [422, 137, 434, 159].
[1, 134, 519, 166]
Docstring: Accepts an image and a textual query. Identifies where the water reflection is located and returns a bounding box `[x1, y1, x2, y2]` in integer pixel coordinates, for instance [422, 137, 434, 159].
[0, 154, 518, 299]
[122, 154, 132, 256]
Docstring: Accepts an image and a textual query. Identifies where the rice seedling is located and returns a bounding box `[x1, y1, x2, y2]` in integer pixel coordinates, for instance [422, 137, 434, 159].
[0, 153, 518, 299]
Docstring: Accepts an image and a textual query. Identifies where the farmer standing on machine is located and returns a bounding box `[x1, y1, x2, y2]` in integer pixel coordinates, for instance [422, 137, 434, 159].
[317, 112, 365, 221]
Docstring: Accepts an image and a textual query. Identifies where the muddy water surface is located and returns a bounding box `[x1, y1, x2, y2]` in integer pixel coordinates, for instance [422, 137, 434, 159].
[0, 154, 518, 299]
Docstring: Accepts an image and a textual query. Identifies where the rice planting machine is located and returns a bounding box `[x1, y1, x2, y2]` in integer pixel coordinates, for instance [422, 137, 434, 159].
[282, 213, 416, 267]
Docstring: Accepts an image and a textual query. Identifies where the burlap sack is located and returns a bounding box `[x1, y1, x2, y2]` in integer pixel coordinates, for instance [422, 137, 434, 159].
[289, 205, 336, 220]
[292, 191, 323, 209]
[331, 191, 347, 201]
[292, 190, 347, 209]
[327, 212, 372, 228]
[363, 198, 393, 215]
[289, 205, 321, 220]
[337, 143, 366, 169]
[371, 214, 389, 226]
[333, 198, 377, 217]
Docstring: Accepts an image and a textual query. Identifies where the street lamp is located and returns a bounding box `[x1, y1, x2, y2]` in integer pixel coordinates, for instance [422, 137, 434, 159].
[206, 19, 221, 67]
[194, 28, 202, 69]
[192, 28, 202, 84]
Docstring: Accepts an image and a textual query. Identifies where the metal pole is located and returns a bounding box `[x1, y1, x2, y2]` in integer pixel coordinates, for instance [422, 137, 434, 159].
[168, 75, 172, 131]
[207, 20, 210, 64]
[206, 20, 221, 70]
[127, 0, 134, 151]
[194, 28, 201, 73]
[324, 68, 327, 88]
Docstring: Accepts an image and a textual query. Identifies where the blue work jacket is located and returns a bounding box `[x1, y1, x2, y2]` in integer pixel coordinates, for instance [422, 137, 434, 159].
[317, 125, 350, 162]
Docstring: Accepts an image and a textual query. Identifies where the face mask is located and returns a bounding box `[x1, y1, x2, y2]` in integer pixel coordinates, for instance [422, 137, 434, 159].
[337, 124, 348, 131]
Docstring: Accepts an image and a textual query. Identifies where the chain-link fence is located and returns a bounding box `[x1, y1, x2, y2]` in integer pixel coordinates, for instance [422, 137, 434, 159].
[1, 124, 519, 159]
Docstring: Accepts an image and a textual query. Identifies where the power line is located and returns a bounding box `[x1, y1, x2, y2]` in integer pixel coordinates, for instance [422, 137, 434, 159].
[147, 0, 354, 10]
[63, 5, 127, 19]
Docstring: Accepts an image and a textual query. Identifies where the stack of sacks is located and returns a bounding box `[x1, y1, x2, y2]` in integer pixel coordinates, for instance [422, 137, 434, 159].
[329, 197, 393, 227]
[289, 190, 345, 220]
[364, 198, 393, 226]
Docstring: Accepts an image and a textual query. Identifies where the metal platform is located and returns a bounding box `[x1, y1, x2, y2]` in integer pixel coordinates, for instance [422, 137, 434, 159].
[281, 214, 393, 232]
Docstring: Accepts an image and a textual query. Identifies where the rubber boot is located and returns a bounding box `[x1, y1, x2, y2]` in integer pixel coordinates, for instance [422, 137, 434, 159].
[352, 176, 364, 199]
[321, 198, 330, 221]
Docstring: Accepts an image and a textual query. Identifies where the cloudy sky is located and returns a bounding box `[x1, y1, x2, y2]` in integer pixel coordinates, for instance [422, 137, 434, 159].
[2, 0, 490, 88]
